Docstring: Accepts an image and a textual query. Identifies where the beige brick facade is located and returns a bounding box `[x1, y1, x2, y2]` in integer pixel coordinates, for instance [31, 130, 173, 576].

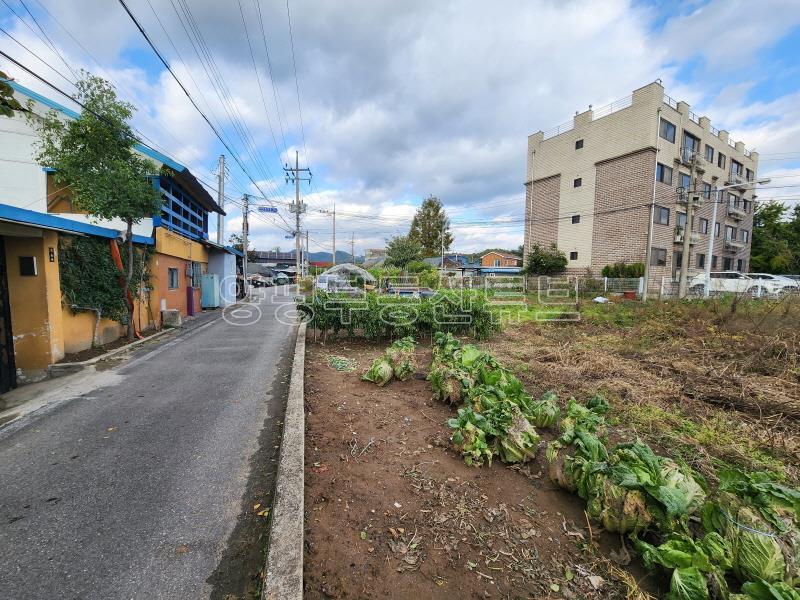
[524, 81, 758, 282]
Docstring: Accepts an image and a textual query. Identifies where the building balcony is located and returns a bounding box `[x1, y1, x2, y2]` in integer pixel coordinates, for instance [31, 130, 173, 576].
[724, 239, 746, 252]
[677, 193, 704, 208]
[674, 228, 700, 245]
[725, 172, 748, 190]
[727, 205, 746, 220]
[678, 147, 706, 172]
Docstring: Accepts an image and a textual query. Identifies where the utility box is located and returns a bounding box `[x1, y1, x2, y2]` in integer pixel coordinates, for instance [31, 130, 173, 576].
[200, 274, 220, 308]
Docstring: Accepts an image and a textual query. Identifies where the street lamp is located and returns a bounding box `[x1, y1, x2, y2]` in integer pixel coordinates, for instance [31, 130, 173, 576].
[702, 177, 771, 298]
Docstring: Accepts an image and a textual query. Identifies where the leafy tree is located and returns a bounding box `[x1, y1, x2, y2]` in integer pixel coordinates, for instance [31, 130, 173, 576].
[522, 243, 568, 276]
[750, 201, 799, 273]
[0, 71, 23, 117]
[385, 235, 422, 269]
[27, 73, 162, 339]
[228, 233, 258, 262]
[408, 195, 453, 256]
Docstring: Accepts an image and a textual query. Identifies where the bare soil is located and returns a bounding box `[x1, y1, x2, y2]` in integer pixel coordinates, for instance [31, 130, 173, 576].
[304, 340, 661, 600]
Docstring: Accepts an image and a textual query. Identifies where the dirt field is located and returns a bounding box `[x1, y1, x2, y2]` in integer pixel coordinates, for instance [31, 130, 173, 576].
[304, 341, 659, 600]
[302, 297, 800, 599]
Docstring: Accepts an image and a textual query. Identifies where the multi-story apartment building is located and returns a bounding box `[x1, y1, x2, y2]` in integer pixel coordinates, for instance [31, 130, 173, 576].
[524, 81, 759, 287]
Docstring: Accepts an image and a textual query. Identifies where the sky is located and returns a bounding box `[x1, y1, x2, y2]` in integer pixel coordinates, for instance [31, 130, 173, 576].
[1, 0, 800, 257]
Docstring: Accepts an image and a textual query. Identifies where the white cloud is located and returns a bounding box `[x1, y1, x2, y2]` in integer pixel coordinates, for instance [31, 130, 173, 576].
[3, 0, 800, 254]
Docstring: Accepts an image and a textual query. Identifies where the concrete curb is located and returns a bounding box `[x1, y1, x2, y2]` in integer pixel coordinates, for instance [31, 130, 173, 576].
[48, 328, 173, 376]
[263, 321, 306, 600]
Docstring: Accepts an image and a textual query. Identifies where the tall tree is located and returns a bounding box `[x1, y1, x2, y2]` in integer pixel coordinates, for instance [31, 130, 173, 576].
[408, 195, 453, 256]
[228, 233, 258, 261]
[385, 235, 422, 269]
[750, 201, 799, 273]
[27, 73, 162, 339]
[0, 71, 23, 117]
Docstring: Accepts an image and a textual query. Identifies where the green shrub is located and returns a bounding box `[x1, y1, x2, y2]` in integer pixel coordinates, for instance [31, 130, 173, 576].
[297, 290, 498, 340]
[601, 262, 645, 278]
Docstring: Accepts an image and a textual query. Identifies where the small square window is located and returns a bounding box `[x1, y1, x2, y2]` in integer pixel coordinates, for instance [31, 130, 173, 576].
[696, 253, 705, 269]
[573, 177, 582, 188]
[569, 251, 578, 260]
[723, 257, 733, 271]
[654, 206, 670, 225]
[19, 256, 37, 276]
[656, 163, 673, 185]
[575, 139, 584, 149]
[168, 267, 180, 289]
[650, 247, 667, 266]
[571, 215, 580, 224]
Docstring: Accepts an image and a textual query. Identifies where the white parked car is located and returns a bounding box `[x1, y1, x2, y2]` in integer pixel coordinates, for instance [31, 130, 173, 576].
[688, 271, 791, 296]
[748, 273, 799, 294]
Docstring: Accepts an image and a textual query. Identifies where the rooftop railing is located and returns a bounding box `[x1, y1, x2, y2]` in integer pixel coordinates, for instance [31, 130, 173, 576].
[542, 119, 574, 140]
[663, 93, 678, 110]
[592, 95, 633, 120]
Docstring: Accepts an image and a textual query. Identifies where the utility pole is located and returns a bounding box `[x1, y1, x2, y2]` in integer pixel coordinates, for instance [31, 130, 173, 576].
[242, 193, 249, 297]
[642, 108, 662, 301]
[332, 203, 336, 266]
[284, 150, 311, 281]
[305, 230, 309, 276]
[216, 154, 225, 244]
[678, 150, 700, 298]
[350, 232, 355, 264]
[440, 225, 445, 274]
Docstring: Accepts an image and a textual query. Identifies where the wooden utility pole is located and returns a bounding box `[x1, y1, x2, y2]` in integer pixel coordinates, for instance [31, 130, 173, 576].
[678, 151, 700, 298]
[283, 150, 311, 280]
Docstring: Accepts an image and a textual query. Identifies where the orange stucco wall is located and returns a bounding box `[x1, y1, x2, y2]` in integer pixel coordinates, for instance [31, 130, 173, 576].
[4, 231, 64, 379]
[149, 229, 207, 318]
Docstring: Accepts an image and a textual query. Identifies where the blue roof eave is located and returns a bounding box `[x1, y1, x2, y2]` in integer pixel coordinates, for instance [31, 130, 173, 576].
[0, 203, 154, 245]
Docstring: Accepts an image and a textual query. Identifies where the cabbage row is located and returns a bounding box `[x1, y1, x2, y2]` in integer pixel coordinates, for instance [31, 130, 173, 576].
[428, 332, 560, 466]
[361, 337, 418, 386]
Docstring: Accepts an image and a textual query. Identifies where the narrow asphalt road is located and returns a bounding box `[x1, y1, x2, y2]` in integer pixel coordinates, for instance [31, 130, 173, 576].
[0, 287, 297, 599]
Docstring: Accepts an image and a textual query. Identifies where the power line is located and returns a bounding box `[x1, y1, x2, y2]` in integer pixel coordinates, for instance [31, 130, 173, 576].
[285, 0, 309, 166]
[116, 0, 289, 225]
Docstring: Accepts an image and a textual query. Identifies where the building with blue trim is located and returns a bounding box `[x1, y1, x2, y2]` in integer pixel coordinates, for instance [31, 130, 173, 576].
[0, 79, 237, 388]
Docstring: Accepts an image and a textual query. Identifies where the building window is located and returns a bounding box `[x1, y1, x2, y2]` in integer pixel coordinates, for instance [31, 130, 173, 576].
[659, 118, 676, 143]
[725, 225, 737, 241]
[168, 267, 179, 289]
[575, 139, 584, 149]
[19, 256, 37, 276]
[656, 163, 673, 185]
[697, 253, 706, 269]
[704, 145, 714, 162]
[718, 153, 726, 169]
[683, 131, 700, 154]
[711, 255, 718, 269]
[745, 168, 754, 182]
[730, 159, 743, 177]
[654, 206, 670, 225]
[699, 218, 708, 234]
[651, 247, 667, 266]
[679, 172, 691, 190]
[715, 222, 720, 237]
[571, 215, 580, 224]
[493, 259, 501, 267]
[737, 259, 745, 272]
[569, 251, 578, 260]
[740, 229, 749, 243]
[722, 257, 733, 270]
[573, 177, 582, 187]
[191, 261, 202, 288]
[702, 182, 712, 199]
[742, 199, 751, 213]
[677, 212, 687, 229]
[673, 251, 683, 277]
[728, 193, 739, 208]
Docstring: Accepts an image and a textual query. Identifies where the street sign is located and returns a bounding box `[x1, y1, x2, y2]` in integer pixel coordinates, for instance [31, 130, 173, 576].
[258, 206, 278, 213]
